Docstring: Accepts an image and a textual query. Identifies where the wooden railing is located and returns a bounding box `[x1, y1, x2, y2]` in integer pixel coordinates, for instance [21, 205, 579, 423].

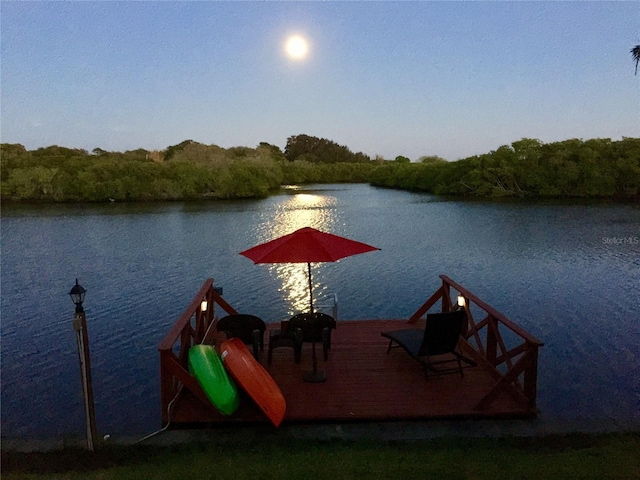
[409, 275, 544, 413]
[158, 278, 238, 425]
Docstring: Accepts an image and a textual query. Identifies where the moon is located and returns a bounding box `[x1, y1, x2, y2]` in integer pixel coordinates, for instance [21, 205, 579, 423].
[285, 35, 309, 60]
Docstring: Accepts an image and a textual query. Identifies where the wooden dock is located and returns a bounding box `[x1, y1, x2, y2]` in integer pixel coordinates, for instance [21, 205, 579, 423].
[160, 276, 543, 428]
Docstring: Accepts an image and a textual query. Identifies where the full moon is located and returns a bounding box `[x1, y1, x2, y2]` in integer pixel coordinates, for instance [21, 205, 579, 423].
[285, 35, 309, 60]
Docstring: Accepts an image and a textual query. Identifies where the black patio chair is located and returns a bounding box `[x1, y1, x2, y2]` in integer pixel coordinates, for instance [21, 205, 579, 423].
[216, 314, 266, 359]
[381, 310, 469, 379]
[267, 319, 302, 364]
[290, 312, 336, 362]
[268, 312, 336, 364]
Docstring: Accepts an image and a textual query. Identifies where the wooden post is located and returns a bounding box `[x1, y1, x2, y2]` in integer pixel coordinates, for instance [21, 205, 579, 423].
[486, 315, 498, 366]
[442, 280, 451, 312]
[523, 343, 539, 412]
[159, 350, 174, 426]
[73, 310, 98, 452]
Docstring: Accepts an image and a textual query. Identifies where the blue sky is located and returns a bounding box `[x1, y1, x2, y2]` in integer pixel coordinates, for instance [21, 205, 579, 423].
[1, 1, 638, 161]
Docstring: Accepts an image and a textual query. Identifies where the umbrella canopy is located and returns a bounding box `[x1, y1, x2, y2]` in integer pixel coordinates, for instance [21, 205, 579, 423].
[239, 226, 379, 312]
[240, 227, 379, 264]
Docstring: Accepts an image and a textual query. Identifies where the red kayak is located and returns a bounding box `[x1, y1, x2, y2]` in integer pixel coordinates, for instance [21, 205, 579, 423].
[220, 337, 287, 427]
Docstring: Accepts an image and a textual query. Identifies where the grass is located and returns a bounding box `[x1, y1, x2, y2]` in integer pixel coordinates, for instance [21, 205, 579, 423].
[2, 433, 639, 479]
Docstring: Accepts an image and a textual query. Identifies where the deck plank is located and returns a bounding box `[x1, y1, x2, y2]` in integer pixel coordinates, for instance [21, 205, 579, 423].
[168, 320, 535, 427]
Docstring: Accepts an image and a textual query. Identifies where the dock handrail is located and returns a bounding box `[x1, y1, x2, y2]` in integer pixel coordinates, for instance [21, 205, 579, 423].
[409, 275, 544, 413]
[311, 293, 338, 321]
[158, 278, 238, 424]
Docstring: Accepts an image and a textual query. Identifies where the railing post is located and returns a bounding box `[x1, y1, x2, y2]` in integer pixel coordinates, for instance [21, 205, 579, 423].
[180, 327, 191, 369]
[195, 309, 203, 344]
[462, 309, 469, 336]
[159, 350, 174, 425]
[523, 343, 539, 412]
[442, 279, 451, 312]
[486, 315, 498, 366]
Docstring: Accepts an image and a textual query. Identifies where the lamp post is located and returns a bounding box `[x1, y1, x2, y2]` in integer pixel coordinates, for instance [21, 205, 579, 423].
[69, 279, 98, 452]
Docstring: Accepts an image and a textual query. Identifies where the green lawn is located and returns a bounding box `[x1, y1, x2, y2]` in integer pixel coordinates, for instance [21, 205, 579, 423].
[2, 433, 639, 479]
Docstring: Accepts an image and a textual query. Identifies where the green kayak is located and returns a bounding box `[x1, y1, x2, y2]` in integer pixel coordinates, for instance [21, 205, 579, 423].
[188, 344, 239, 416]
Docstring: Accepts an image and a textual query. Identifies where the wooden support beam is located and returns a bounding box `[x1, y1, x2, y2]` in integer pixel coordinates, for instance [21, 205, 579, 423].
[464, 308, 486, 358]
[495, 342, 528, 365]
[486, 316, 497, 366]
[408, 285, 444, 323]
[474, 349, 535, 410]
[523, 343, 540, 412]
[459, 341, 529, 407]
[162, 355, 214, 410]
[442, 281, 452, 312]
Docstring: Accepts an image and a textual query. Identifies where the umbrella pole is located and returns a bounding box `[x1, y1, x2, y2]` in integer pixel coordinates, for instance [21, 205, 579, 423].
[304, 337, 326, 383]
[304, 265, 326, 382]
[308, 262, 314, 314]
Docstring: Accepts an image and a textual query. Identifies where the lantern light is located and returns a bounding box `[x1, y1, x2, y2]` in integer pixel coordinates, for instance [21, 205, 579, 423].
[69, 279, 87, 313]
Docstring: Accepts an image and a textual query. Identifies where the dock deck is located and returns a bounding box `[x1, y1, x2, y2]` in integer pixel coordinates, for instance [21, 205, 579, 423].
[160, 277, 543, 428]
[169, 319, 534, 427]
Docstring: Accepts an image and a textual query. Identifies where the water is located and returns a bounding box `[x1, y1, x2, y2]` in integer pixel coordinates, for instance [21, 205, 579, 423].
[1, 184, 639, 438]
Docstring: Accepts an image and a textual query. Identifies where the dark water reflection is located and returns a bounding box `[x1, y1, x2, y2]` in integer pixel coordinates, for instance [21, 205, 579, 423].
[1, 184, 639, 438]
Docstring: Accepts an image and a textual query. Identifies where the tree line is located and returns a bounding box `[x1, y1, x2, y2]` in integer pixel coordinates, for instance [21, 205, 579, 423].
[0, 138, 375, 203]
[1, 136, 638, 203]
[370, 138, 640, 199]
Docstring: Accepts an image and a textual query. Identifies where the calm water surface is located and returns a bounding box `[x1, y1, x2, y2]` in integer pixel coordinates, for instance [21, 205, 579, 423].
[1, 184, 639, 438]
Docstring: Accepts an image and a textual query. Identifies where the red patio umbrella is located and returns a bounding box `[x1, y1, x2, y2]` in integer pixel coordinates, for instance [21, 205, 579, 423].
[239, 226, 380, 313]
[239, 226, 379, 382]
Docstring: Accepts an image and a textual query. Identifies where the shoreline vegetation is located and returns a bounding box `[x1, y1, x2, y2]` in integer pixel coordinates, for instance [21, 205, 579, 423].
[2, 433, 639, 478]
[1, 135, 638, 204]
